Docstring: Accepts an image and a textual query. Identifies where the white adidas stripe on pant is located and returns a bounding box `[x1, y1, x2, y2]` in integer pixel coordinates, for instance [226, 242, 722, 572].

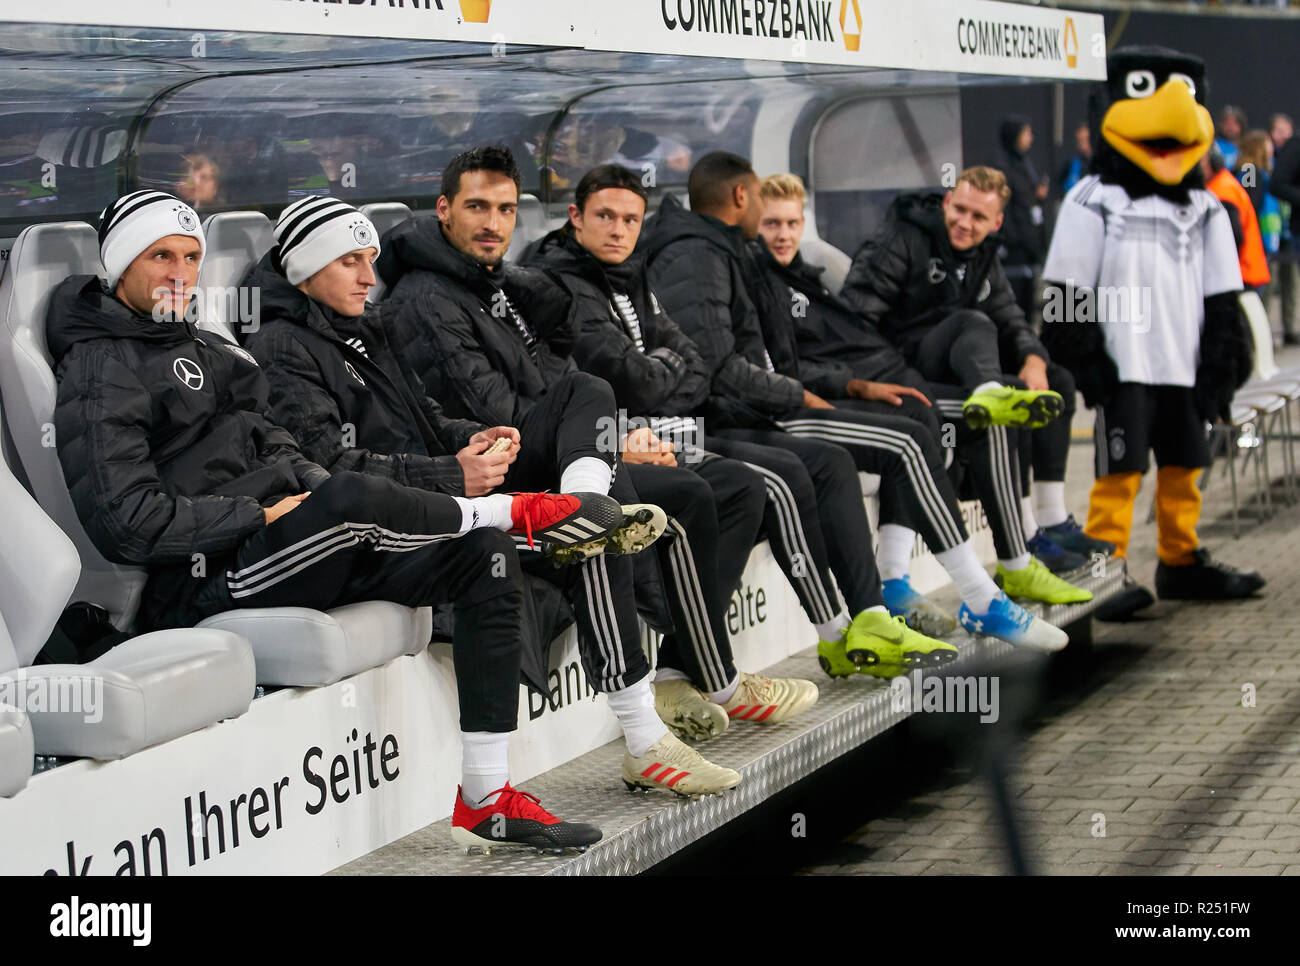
[663, 518, 731, 695]
[737, 458, 840, 625]
[776, 417, 965, 551]
[227, 522, 458, 599]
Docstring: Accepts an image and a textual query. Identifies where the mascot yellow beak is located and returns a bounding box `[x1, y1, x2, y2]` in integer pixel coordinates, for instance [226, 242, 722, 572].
[1101, 80, 1214, 185]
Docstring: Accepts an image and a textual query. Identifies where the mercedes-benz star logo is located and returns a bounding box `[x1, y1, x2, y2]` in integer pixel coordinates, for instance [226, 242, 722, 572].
[173, 357, 204, 390]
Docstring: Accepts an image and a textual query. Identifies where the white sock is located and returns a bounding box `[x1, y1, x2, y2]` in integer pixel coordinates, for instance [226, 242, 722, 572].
[1000, 552, 1032, 571]
[560, 456, 612, 497]
[1021, 495, 1040, 542]
[864, 604, 889, 615]
[460, 731, 510, 807]
[453, 494, 515, 534]
[1035, 481, 1068, 528]
[815, 611, 851, 642]
[876, 524, 915, 582]
[973, 380, 1003, 394]
[708, 673, 740, 705]
[606, 679, 668, 758]
[936, 542, 1000, 613]
[654, 666, 690, 683]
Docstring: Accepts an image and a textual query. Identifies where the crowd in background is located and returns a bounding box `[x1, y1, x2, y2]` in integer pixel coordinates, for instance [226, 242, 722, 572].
[993, 107, 1300, 345]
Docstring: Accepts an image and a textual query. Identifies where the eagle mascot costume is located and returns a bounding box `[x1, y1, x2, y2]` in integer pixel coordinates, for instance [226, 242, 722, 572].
[1040, 45, 1265, 619]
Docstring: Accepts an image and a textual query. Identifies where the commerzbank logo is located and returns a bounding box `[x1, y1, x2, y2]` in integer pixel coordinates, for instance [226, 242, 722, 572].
[1064, 16, 1078, 69]
[660, 1, 845, 48]
[459, 0, 491, 24]
[840, 0, 862, 52]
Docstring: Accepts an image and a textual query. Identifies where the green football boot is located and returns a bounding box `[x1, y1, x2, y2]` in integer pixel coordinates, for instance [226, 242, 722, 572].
[996, 557, 1094, 604]
[962, 386, 1063, 430]
[817, 634, 879, 679]
[845, 609, 959, 672]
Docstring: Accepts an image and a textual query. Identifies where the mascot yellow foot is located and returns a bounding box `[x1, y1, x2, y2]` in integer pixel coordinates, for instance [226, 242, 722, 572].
[1152, 467, 1265, 600]
[1086, 472, 1156, 621]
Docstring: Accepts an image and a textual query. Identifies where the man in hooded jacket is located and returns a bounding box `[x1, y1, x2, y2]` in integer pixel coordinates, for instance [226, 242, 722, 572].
[378, 145, 770, 797]
[642, 152, 1076, 654]
[47, 189, 615, 852]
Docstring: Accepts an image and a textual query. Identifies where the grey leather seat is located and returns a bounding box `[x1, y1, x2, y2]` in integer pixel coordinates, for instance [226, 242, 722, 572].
[799, 221, 853, 296]
[197, 211, 275, 342]
[0, 692, 33, 797]
[0, 222, 432, 689]
[511, 193, 547, 250]
[360, 203, 413, 301]
[0, 402, 256, 760]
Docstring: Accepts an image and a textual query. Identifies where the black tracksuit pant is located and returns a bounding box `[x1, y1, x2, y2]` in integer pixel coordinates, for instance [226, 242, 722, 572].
[502, 371, 619, 493]
[772, 407, 969, 554]
[709, 430, 884, 618]
[499, 372, 649, 695]
[911, 308, 1007, 392]
[1009, 361, 1075, 492]
[626, 458, 765, 695]
[831, 364, 1030, 562]
[907, 307, 1075, 493]
[207, 471, 523, 734]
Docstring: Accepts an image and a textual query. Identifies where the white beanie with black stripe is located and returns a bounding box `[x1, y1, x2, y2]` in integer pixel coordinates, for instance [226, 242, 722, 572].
[274, 196, 379, 285]
[99, 190, 205, 289]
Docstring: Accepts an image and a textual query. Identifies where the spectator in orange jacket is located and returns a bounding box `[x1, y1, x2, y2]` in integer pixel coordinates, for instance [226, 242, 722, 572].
[1203, 144, 1270, 293]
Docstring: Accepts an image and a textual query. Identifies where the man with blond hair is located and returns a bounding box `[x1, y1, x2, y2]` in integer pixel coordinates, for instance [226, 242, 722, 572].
[644, 151, 1079, 654]
[751, 171, 1093, 635]
[840, 166, 1111, 572]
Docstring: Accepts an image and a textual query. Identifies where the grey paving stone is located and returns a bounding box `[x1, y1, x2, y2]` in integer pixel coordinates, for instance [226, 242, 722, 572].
[797, 432, 1300, 877]
[1189, 865, 1280, 876]
[1245, 850, 1297, 867]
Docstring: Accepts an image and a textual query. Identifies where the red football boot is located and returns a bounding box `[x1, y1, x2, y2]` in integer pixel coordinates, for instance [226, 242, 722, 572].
[451, 784, 602, 854]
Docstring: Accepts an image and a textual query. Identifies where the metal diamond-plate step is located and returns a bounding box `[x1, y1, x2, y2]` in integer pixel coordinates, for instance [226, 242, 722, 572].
[332, 558, 1124, 876]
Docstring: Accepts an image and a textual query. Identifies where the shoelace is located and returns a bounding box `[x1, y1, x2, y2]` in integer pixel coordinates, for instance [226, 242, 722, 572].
[512, 493, 565, 549]
[1197, 551, 1249, 578]
[655, 737, 705, 767]
[999, 596, 1033, 630]
[738, 672, 777, 703]
[1056, 517, 1086, 536]
[479, 784, 558, 823]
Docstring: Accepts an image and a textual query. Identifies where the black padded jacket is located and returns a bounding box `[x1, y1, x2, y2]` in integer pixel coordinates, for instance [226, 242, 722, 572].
[242, 249, 482, 496]
[46, 275, 328, 630]
[839, 191, 1048, 368]
[525, 226, 711, 417]
[376, 215, 578, 427]
[640, 195, 804, 429]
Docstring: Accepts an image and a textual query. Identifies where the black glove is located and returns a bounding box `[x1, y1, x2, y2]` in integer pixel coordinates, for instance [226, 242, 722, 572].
[1072, 353, 1121, 410]
[1192, 373, 1234, 424]
[1194, 292, 1252, 424]
[1040, 282, 1117, 409]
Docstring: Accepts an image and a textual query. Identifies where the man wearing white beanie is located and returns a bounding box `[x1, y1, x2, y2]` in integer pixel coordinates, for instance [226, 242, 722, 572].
[243, 194, 744, 846]
[46, 190, 634, 852]
[97, 189, 206, 314]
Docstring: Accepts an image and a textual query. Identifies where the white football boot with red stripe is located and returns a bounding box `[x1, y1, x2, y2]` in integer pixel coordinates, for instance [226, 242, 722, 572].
[720, 672, 819, 725]
[621, 733, 741, 797]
